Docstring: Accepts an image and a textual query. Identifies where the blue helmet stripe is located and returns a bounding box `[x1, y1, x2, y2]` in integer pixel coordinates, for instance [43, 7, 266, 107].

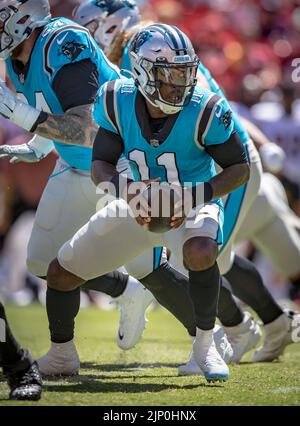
[151, 24, 180, 50]
[173, 26, 188, 50]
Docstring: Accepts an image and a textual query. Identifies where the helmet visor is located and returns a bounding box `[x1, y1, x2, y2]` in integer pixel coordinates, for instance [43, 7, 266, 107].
[153, 61, 199, 107]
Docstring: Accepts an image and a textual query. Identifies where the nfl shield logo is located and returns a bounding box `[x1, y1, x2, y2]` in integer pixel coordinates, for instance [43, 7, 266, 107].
[150, 139, 160, 147]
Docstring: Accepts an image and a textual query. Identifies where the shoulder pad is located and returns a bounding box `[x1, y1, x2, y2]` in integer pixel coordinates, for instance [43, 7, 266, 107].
[42, 22, 97, 81]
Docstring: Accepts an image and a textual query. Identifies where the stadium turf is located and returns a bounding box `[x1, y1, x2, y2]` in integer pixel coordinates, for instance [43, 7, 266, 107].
[0, 304, 300, 406]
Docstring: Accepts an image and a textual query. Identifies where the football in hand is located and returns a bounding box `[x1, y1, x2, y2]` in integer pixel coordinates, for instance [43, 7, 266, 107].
[142, 183, 182, 233]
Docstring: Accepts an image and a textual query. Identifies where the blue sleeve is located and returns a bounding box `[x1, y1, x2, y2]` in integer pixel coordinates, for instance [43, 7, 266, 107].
[204, 97, 235, 146]
[93, 83, 119, 135]
[198, 62, 225, 98]
[97, 50, 121, 86]
[120, 41, 132, 75]
[47, 28, 99, 83]
[198, 63, 250, 146]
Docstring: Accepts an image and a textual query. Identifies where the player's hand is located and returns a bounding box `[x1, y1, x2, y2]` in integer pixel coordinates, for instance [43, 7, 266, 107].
[259, 142, 285, 174]
[170, 185, 193, 229]
[170, 198, 187, 229]
[0, 143, 40, 163]
[0, 80, 40, 130]
[0, 135, 54, 164]
[170, 215, 185, 229]
[127, 178, 160, 227]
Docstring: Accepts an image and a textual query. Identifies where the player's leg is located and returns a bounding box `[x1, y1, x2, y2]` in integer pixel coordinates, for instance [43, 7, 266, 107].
[178, 145, 262, 375]
[225, 255, 300, 362]
[235, 173, 300, 361]
[124, 248, 199, 346]
[0, 301, 42, 400]
[26, 164, 135, 296]
[39, 200, 155, 375]
[26, 165, 112, 374]
[215, 143, 263, 359]
[176, 245, 297, 374]
[125, 249, 234, 361]
[239, 173, 300, 302]
[26, 165, 152, 371]
[26, 162, 94, 278]
[248, 214, 300, 360]
[167, 202, 229, 382]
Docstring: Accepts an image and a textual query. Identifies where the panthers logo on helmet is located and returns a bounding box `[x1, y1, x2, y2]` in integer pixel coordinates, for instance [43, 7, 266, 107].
[59, 41, 87, 62]
[132, 30, 152, 54]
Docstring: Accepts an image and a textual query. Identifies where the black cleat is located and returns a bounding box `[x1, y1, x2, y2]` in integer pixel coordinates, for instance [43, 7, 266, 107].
[7, 361, 42, 401]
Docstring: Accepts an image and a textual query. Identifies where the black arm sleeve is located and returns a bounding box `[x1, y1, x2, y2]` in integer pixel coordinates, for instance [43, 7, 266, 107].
[52, 59, 99, 112]
[205, 131, 249, 169]
[92, 126, 124, 165]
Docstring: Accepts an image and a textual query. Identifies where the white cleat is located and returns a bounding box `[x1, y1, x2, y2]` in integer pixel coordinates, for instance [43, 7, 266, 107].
[225, 311, 262, 363]
[252, 310, 300, 362]
[116, 276, 154, 350]
[37, 340, 80, 376]
[178, 325, 233, 376]
[193, 328, 229, 383]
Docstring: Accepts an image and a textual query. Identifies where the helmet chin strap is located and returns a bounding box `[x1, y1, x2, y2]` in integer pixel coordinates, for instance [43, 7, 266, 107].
[137, 84, 182, 115]
[156, 101, 182, 115]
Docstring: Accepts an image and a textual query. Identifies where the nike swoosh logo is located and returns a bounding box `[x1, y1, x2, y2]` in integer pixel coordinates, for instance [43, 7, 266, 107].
[57, 32, 69, 45]
[215, 104, 222, 118]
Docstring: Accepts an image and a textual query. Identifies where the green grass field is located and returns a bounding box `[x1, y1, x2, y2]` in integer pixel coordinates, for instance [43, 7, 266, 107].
[1, 304, 300, 406]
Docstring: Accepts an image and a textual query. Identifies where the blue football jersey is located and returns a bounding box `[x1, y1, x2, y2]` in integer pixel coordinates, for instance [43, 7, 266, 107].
[94, 78, 235, 193]
[93, 79, 235, 244]
[117, 47, 251, 251]
[197, 62, 250, 147]
[6, 17, 120, 171]
[120, 40, 132, 77]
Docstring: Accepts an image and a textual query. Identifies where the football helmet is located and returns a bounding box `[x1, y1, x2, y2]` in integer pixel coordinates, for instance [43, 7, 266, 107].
[73, 0, 140, 54]
[0, 0, 51, 59]
[129, 24, 199, 114]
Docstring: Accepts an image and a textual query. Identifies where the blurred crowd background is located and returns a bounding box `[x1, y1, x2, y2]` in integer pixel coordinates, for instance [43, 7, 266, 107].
[0, 0, 299, 307]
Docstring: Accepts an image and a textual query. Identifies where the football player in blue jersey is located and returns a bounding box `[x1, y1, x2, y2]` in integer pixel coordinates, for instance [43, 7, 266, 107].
[73, 0, 300, 371]
[0, 0, 233, 377]
[45, 24, 254, 383]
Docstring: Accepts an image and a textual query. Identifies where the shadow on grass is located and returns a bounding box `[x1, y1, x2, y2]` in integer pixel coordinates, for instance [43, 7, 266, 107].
[0, 376, 224, 401]
[80, 362, 180, 372]
[44, 378, 223, 394]
[42, 361, 187, 383]
[237, 360, 281, 366]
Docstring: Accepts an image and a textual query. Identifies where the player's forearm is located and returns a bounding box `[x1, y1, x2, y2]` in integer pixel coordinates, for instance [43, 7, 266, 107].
[209, 163, 250, 199]
[33, 104, 98, 147]
[91, 160, 118, 187]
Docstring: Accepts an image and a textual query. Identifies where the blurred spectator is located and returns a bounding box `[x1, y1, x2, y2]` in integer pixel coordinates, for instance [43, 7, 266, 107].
[150, 0, 300, 101]
[251, 82, 300, 213]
